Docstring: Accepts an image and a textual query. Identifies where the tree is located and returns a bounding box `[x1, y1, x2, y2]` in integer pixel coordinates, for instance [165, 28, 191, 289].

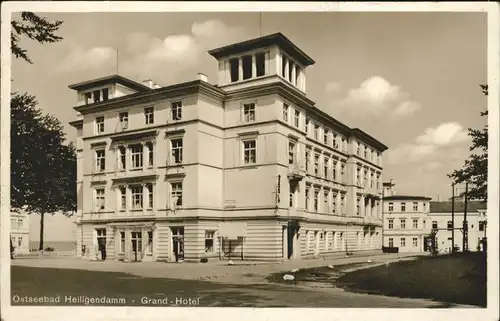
[448, 85, 488, 202]
[10, 13, 72, 250]
[11, 93, 77, 250]
[11, 12, 63, 64]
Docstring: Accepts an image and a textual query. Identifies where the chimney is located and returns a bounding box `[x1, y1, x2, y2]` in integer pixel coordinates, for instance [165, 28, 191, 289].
[142, 79, 153, 88]
[197, 73, 208, 82]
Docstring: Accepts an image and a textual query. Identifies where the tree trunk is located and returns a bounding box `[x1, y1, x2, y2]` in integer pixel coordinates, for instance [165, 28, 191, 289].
[39, 212, 45, 251]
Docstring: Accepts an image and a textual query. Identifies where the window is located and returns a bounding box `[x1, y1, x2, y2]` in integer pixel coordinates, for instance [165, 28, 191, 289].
[95, 116, 105, 134]
[324, 130, 329, 145]
[401, 202, 406, 212]
[332, 160, 337, 181]
[230, 58, 239, 82]
[95, 188, 105, 211]
[144, 107, 154, 124]
[242, 55, 252, 80]
[313, 190, 319, 212]
[120, 186, 127, 210]
[356, 167, 361, 185]
[171, 182, 183, 206]
[93, 90, 101, 102]
[413, 238, 418, 247]
[294, 110, 300, 127]
[147, 183, 153, 209]
[171, 138, 183, 164]
[295, 66, 301, 85]
[432, 221, 438, 229]
[333, 134, 338, 148]
[314, 154, 319, 176]
[130, 145, 143, 169]
[388, 238, 394, 247]
[341, 163, 345, 183]
[323, 192, 329, 213]
[423, 220, 426, 228]
[314, 125, 319, 140]
[364, 146, 368, 158]
[147, 142, 154, 167]
[17, 219, 23, 229]
[288, 61, 294, 82]
[323, 157, 329, 178]
[243, 140, 257, 164]
[146, 231, 153, 254]
[256, 52, 266, 77]
[305, 149, 310, 171]
[120, 232, 125, 253]
[119, 146, 126, 170]
[388, 219, 394, 229]
[171, 101, 182, 121]
[413, 219, 418, 229]
[400, 219, 406, 229]
[479, 221, 485, 231]
[356, 142, 360, 156]
[305, 186, 310, 210]
[305, 119, 310, 133]
[283, 103, 289, 122]
[289, 190, 294, 208]
[370, 173, 374, 188]
[281, 55, 287, 77]
[332, 193, 337, 214]
[288, 141, 296, 164]
[84, 92, 92, 104]
[364, 170, 368, 187]
[95, 149, 105, 172]
[356, 197, 361, 215]
[205, 230, 215, 253]
[340, 195, 345, 214]
[401, 238, 406, 247]
[131, 186, 143, 209]
[243, 103, 255, 122]
[423, 203, 427, 211]
[17, 236, 22, 247]
[447, 221, 453, 230]
[119, 112, 129, 130]
[413, 202, 418, 211]
[102, 88, 109, 101]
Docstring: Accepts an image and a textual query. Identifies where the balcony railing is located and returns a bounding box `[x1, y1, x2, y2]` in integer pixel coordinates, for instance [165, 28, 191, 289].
[288, 162, 305, 181]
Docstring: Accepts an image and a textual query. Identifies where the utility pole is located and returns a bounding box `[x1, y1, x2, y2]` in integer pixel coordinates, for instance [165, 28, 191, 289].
[451, 183, 455, 253]
[463, 182, 469, 252]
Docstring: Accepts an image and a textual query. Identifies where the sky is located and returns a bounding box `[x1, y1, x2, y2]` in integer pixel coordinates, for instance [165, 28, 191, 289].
[11, 11, 487, 239]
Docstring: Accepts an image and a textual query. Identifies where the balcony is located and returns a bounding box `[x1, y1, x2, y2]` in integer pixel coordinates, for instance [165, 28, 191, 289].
[363, 186, 381, 198]
[287, 162, 305, 181]
[363, 215, 382, 226]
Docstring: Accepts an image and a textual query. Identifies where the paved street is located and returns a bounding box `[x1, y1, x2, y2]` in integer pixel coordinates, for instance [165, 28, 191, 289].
[10, 253, 478, 308]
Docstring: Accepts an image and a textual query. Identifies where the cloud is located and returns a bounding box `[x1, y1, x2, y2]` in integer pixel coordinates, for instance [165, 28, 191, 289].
[325, 81, 342, 94]
[58, 44, 115, 72]
[333, 76, 421, 117]
[387, 122, 470, 165]
[415, 122, 469, 146]
[57, 19, 242, 83]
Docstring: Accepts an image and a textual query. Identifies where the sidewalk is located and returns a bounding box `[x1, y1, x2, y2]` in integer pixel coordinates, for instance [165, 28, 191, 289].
[12, 252, 427, 285]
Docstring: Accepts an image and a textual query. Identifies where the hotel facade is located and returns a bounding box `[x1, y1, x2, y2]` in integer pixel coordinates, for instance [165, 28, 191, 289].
[10, 211, 30, 255]
[70, 33, 388, 263]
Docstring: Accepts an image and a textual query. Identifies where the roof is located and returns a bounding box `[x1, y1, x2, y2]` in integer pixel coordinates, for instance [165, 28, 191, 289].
[68, 75, 152, 92]
[208, 32, 315, 67]
[383, 195, 432, 201]
[430, 201, 487, 213]
[351, 128, 388, 152]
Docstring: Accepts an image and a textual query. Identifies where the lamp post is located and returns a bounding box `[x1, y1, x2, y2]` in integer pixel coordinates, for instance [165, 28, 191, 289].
[451, 183, 455, 253]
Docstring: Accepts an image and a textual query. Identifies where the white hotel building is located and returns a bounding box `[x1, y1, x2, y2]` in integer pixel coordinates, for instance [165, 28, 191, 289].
[69, 33, 388, 263]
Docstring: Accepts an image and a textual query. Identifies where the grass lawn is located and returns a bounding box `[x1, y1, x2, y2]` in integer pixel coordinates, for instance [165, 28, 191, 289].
[266, 262, 369, 284]
[11, 266, 268, 307]
[336, 252, 487, 307]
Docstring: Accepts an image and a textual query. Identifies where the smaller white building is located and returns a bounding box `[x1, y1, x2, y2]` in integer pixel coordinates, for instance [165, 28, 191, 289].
[10, 211, 30, 255]
[429, 201, 487, 252]
[382, 195, 432, 253]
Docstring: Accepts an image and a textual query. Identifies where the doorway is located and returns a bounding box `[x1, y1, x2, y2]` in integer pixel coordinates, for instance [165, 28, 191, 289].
[131, 231, 142, 262]
[171, 227, 184, 262]
[96, 228, 106, 260]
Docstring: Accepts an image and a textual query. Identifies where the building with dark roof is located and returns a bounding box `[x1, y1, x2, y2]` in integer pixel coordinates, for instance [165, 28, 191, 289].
[69, 33, 388, 263]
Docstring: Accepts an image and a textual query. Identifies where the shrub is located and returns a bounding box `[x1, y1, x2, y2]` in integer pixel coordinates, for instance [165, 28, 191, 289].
[44, 247, 55, 252]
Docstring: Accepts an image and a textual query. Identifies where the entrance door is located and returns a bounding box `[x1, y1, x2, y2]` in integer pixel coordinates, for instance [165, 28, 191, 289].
[287, 226, 295, 259]
[96, 228, 107, 260]
[131, 231, 142, 262]
[171, 227, 184, 262]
